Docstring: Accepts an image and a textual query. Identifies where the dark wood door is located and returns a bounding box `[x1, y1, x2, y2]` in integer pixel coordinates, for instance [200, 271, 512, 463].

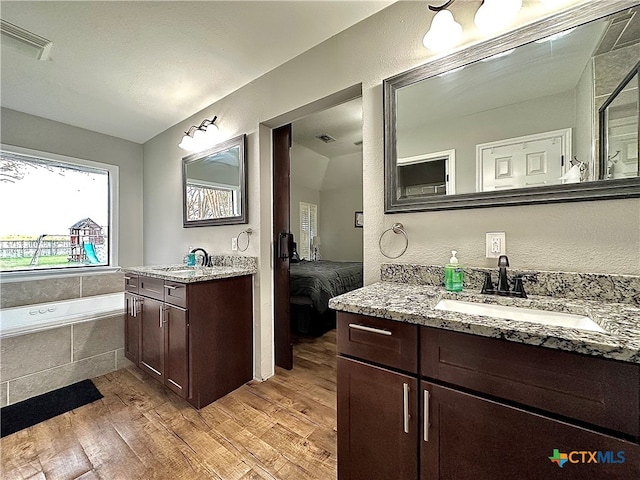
[124, 293, 140, 365]
[273, 123, 293, 369]
[164, 305, 188, 398]
[420, 381, 640, 480]
[337, 356, 418, 480]
[139, 297, 164, 381]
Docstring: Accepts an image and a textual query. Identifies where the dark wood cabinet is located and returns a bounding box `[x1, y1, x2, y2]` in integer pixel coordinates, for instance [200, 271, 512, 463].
[337, 356, 418, 480]
[421, 381, 639, 480]
[336, 312, 640, 480]
[124, 292, 140, 365]
[139, 297, 165, 381]
[124, 273, 253, 408]
[164, 304, 188, 397]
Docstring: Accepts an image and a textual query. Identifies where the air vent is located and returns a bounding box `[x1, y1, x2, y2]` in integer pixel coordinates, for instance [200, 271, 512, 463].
[0, 19, 52, 60]
[316, 134, 336, 144]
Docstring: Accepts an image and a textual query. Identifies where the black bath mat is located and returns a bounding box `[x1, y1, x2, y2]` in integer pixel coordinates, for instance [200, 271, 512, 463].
[1, 379, 103, 438]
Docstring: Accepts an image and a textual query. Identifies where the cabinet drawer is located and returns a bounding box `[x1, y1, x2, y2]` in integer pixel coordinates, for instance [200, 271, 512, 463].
[164, 281, 187, 308]
[138, 276, 164, 301]
[124, 274, 138, 293]
[421, 327, 640, 439]
[337, 312, 418, 374]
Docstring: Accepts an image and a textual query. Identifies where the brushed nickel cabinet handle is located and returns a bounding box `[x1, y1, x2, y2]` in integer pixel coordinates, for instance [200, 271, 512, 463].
[164, 284, 180, 290]
[424, 389, 430, 442]
[348, 323, 392, 336]
[403, 383, 410, 434]
[159, 305, 164, 328]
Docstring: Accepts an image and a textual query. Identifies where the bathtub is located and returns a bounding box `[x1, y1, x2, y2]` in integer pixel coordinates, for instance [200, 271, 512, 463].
[0, 293, 124, 338]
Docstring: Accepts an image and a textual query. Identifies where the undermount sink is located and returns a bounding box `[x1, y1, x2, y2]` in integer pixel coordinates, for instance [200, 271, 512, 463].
[434, 299, 605, 333]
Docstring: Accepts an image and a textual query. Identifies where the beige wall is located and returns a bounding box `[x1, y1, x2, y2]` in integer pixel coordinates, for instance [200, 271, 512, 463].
[140, 0, 638, 379]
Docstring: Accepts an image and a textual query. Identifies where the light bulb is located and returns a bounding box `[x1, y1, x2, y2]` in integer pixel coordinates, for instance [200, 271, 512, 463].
[191, 128, 209, 151]
[204, 122, 219, 140]
[475, 0, 522, 35]
[178, 134, 195, 151]
[423, 9, 463, 52]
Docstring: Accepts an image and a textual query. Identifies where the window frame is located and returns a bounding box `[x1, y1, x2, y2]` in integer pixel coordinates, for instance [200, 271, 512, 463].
[0, 144, 119, 280]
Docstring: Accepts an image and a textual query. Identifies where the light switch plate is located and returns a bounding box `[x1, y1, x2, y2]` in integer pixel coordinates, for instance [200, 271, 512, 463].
[231, 237, 238, 251]
[486, 232, 506, 258]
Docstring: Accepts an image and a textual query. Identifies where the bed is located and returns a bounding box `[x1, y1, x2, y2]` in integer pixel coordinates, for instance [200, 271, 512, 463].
[289, 260, 363, 336]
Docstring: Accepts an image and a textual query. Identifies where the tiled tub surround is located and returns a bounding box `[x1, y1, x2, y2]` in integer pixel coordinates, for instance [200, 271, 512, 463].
[329, 267, 640, 364]
[0, 271, 127, 406]
[0, 313, 128, 407]
[0, 271, 125, 309]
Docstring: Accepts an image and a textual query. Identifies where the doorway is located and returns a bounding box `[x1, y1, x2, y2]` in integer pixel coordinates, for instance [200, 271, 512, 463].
[271, 87, 363, 370]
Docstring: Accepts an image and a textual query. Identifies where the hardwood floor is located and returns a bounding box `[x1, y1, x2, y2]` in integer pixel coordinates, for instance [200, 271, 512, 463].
[1, 330, 337, 480]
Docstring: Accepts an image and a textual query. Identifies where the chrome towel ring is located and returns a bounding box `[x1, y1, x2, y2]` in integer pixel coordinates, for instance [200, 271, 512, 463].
[236, 228, 253, 252]
[379, 223, 408, 259]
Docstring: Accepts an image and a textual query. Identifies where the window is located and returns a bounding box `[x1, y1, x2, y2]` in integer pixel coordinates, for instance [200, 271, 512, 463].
[299, 202, 317, 260]
[185, 180, 238, 221]
[0, 146, 118, 274]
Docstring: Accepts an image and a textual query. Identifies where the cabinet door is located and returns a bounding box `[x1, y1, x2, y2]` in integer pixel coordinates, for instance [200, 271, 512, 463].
[139, 297, 164, 381]
[421, 381, 639, 480]
[338, 356, 418, 480]
[124, 293, 140, 365]
[164, 305, 188, 398]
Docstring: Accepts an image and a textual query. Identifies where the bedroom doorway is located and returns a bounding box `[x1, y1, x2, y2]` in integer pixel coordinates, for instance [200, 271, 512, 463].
[272, 91, 364, 370]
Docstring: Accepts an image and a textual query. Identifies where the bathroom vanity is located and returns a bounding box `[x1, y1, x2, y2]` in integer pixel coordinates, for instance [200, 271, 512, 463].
[330, 267, 640, 480]
[122, 260, 256, 409]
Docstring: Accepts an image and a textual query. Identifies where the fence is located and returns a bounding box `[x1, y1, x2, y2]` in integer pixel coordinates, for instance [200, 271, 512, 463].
[0, 239, 72, 258]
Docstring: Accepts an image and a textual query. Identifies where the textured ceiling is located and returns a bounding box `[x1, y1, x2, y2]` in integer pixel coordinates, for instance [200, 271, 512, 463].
[0, 1, 394, 144]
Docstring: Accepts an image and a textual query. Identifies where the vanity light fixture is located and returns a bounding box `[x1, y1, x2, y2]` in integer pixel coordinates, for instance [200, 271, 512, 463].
[423, 0, 523, 52]
[178, 116, 219, 152]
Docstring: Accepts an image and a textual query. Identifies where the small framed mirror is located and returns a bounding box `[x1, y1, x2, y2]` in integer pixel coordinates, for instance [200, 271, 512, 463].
[182, 134, 247, 227]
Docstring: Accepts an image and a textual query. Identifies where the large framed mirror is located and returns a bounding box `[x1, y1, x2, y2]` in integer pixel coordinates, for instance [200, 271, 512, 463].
[182, 133, 247, 227]
[384, 2, 640, 213]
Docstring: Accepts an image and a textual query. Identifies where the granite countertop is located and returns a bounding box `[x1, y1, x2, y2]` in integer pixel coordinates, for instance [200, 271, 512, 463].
[121, 263, 257, 283]
[329, 281, 640, 364]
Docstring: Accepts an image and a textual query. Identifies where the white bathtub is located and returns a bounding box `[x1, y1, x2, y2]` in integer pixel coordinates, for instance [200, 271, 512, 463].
[0, 293, 124, 338]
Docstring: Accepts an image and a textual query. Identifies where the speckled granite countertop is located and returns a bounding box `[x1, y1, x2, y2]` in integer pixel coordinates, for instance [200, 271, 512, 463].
[121, 263, 256, 283]
[329, 282, 640, 364]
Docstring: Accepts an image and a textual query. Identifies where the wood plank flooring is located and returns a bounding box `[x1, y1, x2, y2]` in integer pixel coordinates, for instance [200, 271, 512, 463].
[1, 330, 337, 480]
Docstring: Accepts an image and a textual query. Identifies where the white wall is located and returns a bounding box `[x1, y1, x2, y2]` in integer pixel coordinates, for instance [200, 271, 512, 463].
[0, 108, 144, 268]
[141, 0, 639, 379]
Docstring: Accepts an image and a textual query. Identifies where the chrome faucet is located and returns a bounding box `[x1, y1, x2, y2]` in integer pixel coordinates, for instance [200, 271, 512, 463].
[190, 247, 210, 267]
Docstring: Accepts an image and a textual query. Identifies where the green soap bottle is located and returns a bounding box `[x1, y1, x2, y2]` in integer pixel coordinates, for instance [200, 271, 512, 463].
[445, 250, 464, 292]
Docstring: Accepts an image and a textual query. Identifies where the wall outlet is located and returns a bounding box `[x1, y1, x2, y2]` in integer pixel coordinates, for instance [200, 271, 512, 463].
[486, 232, 506, 258]
[231, 237, 238, 251]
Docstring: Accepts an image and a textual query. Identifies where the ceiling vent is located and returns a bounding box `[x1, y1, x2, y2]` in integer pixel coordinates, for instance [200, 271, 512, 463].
[0, 19, 52, 60]
[316, 134, 336, 144]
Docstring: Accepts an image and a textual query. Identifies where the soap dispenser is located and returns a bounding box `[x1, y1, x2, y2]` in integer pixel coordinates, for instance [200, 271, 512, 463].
[445, 250, 464, 292]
